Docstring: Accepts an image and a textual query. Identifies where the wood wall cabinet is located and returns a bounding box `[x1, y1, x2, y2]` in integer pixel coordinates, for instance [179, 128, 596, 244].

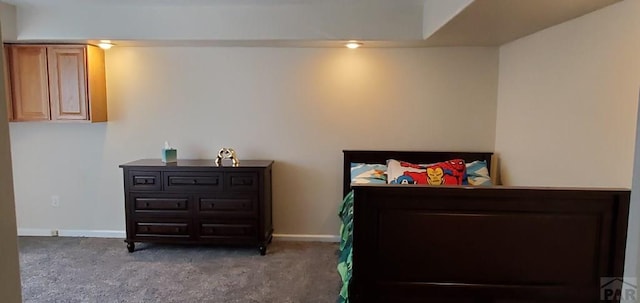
[4, 44, 107, 122]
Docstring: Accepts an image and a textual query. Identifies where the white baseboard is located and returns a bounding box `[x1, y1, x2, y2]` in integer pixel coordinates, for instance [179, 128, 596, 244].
[18, 228, 125, 239]
[59, 230, 125, 238]
[17, 228, 53, 237]
[273, 234, 339, 242]
[18, 229, 338, 242]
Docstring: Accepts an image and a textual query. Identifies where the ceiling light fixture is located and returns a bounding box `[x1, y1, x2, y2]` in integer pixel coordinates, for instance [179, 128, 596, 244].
[98, 40, 114, 50]
[345, 41, 362, 49]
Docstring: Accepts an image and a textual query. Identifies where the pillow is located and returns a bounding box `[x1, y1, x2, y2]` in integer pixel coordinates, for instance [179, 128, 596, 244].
[466, 160, 492, 186]
[350, 163, 387, 184]
[387, 159, 466, 185]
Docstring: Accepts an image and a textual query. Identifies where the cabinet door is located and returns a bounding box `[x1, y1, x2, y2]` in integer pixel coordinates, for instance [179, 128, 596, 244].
[9, 45, 50, 121]
[47, 46, 88, 121]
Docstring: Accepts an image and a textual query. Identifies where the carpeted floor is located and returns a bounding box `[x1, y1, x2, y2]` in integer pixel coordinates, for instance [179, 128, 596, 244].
[19, 237, 340, 303]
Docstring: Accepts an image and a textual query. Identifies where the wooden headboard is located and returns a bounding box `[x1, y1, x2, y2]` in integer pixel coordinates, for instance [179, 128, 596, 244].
[343, 150, 493, 196]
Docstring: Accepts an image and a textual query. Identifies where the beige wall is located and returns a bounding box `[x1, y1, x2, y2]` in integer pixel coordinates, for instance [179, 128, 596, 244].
[494, 0, 640, 294]
[0, 3, 17, 41]
[495, 0, 640, 188]
[0, 21, 23, 303]
[10, 46, 499, 236]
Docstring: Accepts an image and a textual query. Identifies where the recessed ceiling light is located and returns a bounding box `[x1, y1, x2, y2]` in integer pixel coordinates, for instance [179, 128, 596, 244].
[98, 40, 114, 50]
[345, 41, 362, 49]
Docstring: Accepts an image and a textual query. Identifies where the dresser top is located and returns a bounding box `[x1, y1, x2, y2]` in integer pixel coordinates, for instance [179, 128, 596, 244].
[119, 159, 273, 168]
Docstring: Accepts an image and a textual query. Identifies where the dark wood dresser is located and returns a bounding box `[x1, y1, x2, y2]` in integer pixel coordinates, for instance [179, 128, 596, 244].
[119, 159, 273, 255]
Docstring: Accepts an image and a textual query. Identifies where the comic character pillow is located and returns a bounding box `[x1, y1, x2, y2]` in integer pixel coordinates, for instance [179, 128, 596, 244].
[387, 159, 466, 185]
[350, 163, 387, 184]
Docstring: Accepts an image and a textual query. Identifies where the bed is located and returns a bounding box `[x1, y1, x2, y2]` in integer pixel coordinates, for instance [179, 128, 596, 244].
[340, 150, 630, 303]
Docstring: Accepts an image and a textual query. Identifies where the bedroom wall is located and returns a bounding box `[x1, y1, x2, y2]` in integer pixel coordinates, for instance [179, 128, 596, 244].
[0, 21, 23, 303]
[494, 0, 640, 298]
[0, 2, 16, 41]
[494, 0, 639, 188]
[10, 46, 499, 237]
[629, 97, 640, 302]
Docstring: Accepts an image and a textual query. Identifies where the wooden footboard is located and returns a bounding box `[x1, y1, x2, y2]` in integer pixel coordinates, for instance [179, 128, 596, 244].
[350, 185, 630, 303]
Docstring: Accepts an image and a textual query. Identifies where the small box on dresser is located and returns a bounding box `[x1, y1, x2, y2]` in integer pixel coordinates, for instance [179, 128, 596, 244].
[119, 159, 273, 255]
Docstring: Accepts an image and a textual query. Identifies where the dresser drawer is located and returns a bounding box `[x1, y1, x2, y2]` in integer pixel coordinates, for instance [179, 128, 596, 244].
[134, 222, 190, 237]
[130, 194, 190, 216]
[225, 173, 258, 191]
[197, 195, 256, 217]
[164, 172, 222, 191]
[129, 170, 161, 191]
[199, 221, 256, 239]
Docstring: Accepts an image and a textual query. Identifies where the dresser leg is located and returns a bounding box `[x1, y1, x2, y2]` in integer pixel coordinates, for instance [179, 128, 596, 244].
[126, 241, 135, 253]
[258, 245, 267, 256]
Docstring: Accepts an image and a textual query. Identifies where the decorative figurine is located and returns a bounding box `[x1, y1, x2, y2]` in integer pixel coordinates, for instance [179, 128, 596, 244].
[215, 148, 239, 167]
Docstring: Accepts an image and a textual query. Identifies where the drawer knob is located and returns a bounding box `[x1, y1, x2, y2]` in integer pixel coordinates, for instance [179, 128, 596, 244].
[176, 202, 181, 208]
[192, 180, 198, 184]
[210, 203, 215, 208]
[145, 202, 150, 207]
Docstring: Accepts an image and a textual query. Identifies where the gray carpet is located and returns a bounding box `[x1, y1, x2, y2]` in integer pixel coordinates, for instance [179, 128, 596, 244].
[19, 237, 340, 303]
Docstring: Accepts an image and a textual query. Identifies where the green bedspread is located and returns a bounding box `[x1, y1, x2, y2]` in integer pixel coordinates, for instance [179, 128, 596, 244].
[337, 191, 354, 303]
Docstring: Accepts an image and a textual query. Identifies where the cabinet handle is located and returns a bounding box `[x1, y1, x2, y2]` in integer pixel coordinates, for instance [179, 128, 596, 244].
[210, 203, 215, 209]
[176, 202, 181, 208]
[169, 178, 217, 185]
[170, 178, 203, 185]
[233, 179, 252, 186]
[145, 202, 150, 208]
[134, 177, 154, 185]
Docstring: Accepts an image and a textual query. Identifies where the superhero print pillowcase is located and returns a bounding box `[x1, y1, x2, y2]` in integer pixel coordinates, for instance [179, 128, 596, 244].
[386, 159, 466, 185]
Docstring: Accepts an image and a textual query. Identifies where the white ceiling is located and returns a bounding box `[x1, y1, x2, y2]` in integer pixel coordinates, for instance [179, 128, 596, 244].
[0, 0, 625, 47]
[1, 0, 425, 6]
[424, 0, 622, 46]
